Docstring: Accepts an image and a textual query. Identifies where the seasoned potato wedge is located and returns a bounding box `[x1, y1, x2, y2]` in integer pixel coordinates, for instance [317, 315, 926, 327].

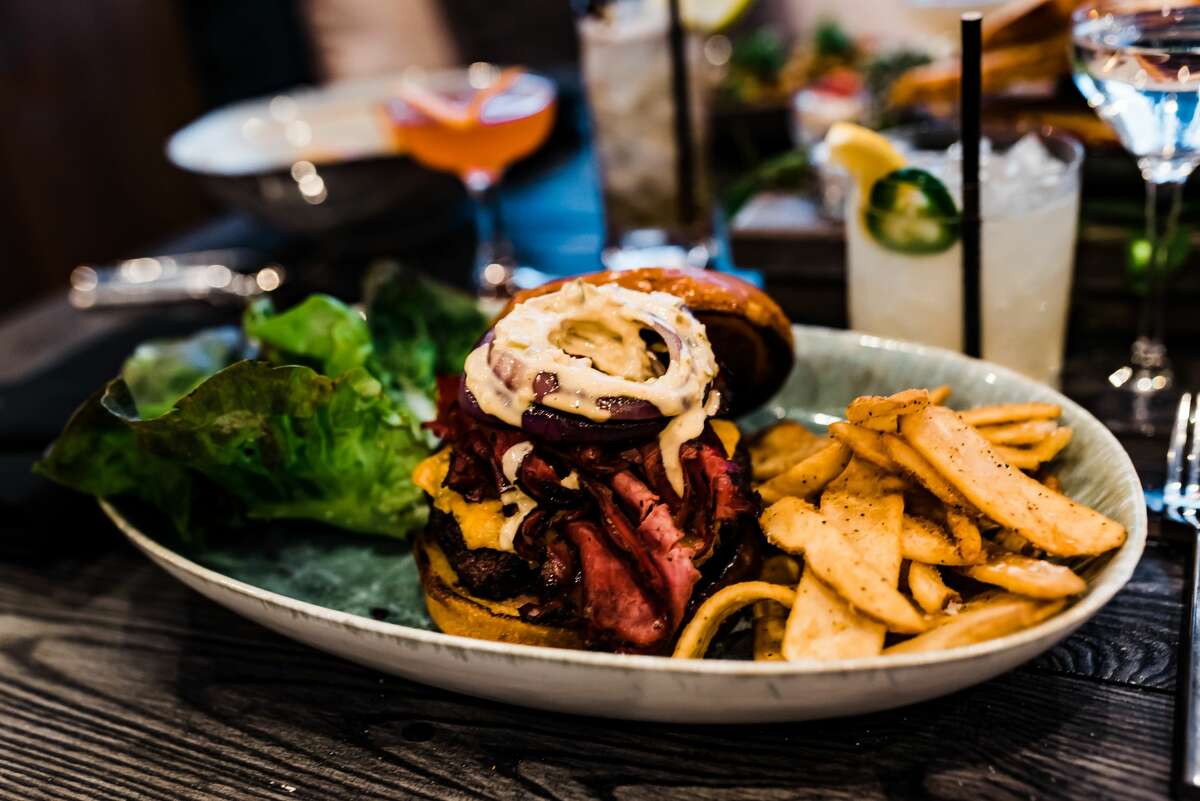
[846, 389, 930, 430]
[884, 593, 1065, 654]
[927, 385, 952, 405]
[907, 561, 960, 614]
[944, 507, 983, 562]
[784, 571, 886, 660]
[885, 434, 974, 510]
[900, 406, 1124, 556]
[993, 427, 1073, 471]
[901, 515, 983, 566]
[976, 418, 1058, 446]
[958, 402, 1060, 427]
[822, 460, 905, 583]
[956, 550, 1087, 599]
[758, 441, 852, 504]
[762, 498, 927, 633]
[750, 420, 825, 481]
[828, 422, 898, 471]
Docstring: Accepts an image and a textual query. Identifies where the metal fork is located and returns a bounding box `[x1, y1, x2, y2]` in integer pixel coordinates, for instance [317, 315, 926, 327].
[1167, 393, 1200, 799]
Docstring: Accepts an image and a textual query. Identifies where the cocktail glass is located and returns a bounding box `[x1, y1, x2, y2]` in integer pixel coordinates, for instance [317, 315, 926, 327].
[385, 65, 556, 299]
[576, 0, 717, 270]
[845, 130, 1083, 387]
[1072, 1, 1200, 434]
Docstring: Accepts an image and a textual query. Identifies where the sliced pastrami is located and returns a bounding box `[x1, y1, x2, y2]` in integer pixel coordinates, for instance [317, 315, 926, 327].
[610, 470, 698, 628]
[584, 478, 671, 613]
[562, 520, 666, 650]
[429, 385, 761, 653]
[517, 450, 584, 507]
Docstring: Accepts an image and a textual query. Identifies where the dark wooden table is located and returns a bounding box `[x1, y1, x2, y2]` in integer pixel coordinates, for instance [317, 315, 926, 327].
[0, 179, 1193, 799]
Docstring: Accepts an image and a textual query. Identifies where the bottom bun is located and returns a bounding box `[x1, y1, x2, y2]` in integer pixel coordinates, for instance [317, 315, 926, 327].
[416, 535, 585, 650]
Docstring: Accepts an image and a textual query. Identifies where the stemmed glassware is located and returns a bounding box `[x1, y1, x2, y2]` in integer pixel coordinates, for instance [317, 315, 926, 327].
[1072, 1, 1200, 434]
[384, 65, 557, 301]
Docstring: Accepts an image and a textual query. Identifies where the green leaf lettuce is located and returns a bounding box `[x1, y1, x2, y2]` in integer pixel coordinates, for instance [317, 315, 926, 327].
[366, 265, 488, 396]
[121, 326, 244, 419]
[36, 272, 487, 543]
[243, 294, 372, 378]
[37, 361, 430, 541]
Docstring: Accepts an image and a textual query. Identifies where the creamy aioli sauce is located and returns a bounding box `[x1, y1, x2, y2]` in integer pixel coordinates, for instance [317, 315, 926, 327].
[498, 485, 537, 552]
[465, 281, 720, 494]
[498, 442, 538, 552]
[501, 441, 535, 484]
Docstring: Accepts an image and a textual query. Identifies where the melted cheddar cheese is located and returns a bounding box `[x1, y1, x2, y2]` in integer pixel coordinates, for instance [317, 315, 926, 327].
[710, 418, 741, 458]
[412, 449, 506, 551]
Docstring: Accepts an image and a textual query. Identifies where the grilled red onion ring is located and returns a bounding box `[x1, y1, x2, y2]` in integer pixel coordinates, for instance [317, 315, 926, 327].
[463, 281, 717, 440]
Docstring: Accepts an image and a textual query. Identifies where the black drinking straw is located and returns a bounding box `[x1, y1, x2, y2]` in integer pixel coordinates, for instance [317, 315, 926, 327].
[667, 0, 696, 228]
[961, 13, 982, 358]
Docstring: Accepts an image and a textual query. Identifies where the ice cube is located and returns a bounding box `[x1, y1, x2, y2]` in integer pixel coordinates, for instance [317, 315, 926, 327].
[905, 148, 961, 201]
[982, 135, 1072, 217]
[945, 138, 993, 164]
[1002, 133, 1063, 181]
[982, 171, 1027, 218]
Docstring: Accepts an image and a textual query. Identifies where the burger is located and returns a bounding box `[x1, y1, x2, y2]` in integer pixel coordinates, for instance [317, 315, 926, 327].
[411, 268, 794, 654]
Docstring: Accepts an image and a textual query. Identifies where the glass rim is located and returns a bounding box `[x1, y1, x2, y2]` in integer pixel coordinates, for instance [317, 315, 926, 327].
[387, 65, 556, 96]
[1072, 0, 1200, 21]
[860, 129, 1084, 221]
[383, 66, 557, 122]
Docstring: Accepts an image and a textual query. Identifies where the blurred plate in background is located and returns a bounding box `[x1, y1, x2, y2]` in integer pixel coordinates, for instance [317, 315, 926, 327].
[167, 76, 463, 234]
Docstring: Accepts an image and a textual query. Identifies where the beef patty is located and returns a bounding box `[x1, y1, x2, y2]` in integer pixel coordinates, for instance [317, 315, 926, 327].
[426, 507, 536, 600]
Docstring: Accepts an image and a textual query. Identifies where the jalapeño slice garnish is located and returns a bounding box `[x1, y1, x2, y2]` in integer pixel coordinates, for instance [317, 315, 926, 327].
[864, 167, 961, 255]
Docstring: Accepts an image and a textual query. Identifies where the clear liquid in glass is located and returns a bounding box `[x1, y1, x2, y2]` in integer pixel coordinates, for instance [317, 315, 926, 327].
[1071, 4, 1199, 433]
[1072, 6, 1200, 181]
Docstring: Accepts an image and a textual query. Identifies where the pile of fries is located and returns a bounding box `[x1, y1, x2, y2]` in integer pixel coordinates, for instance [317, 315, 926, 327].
[672, 387, 1127, 661]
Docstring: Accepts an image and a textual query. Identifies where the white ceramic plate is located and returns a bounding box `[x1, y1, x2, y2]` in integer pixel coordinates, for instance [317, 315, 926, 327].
[103, 326, 1147, 723]
[167, 75, 403, 176]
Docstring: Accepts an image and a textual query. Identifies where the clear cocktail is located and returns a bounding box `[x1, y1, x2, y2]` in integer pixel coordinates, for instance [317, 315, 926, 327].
[1070, 2, 1200, 432]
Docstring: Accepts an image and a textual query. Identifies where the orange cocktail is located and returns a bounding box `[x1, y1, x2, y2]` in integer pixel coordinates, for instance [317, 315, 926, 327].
[383, 67, 557, 299]
[385, 68, 556, 189]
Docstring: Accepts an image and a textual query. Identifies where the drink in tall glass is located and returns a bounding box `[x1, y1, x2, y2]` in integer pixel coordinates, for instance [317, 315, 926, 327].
[577, 0, 715, 269]
[845, 133, 1083, 386]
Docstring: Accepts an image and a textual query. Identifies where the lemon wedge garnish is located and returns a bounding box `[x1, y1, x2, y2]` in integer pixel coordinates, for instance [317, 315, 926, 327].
[681, 0, 755, 33]
[824, 122, 906, 198]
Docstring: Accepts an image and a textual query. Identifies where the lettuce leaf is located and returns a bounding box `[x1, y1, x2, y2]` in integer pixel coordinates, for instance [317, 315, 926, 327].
[37, 361, 430, 541]
[33, 388, 197, 534]
[121, 326, 244, 419]
[366, 266, 488, 396]
[37, 273, 483, 543]
[243, 294, 372, 378]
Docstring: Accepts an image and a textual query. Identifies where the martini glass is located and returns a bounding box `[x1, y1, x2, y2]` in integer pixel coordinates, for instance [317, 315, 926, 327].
[1072, 2, 1200, 434]
[385, 65, 557, 300]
